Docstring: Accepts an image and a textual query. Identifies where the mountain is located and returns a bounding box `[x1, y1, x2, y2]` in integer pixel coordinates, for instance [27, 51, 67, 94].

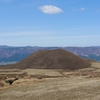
[64, 47, 100, 56]
[0, 46, 100, 64]
[0, 46, 42, 64]
[64, 47, 100, 61]
[3, 49, 91, 70]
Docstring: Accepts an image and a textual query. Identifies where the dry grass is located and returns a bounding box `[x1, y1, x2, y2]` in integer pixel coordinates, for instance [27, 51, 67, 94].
[0, 77, 100, 100]
[22, 69, 62, 76]
[0, 62, 100, 100]
[0, 69, 23, 75]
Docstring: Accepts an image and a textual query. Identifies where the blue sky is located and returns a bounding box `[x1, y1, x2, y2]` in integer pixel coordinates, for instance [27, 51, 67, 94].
[0, 0, 100, 47]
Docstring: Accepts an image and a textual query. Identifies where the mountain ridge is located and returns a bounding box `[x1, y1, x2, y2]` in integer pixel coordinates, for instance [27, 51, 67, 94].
[2, 49, 91, 70]
[0, 46, 100, 63]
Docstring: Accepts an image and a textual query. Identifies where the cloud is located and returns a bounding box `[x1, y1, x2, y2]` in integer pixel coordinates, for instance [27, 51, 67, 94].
[39, 5, 63, 14]
[80, 7, 85, 11]
[0, 31, 54, 37]
[72, 7, 85, 12]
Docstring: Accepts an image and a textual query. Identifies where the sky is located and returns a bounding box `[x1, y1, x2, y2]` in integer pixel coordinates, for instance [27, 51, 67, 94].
[0, 0, 100, 47]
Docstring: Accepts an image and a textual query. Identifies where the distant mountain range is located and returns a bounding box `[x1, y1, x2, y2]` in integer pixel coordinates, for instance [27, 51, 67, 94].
[3, 49, 90, 70]
[0, 45, 100, 65]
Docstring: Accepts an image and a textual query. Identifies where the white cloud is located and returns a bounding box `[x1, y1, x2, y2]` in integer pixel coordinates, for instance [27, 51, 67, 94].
[80, 7, 85, 11]
[39, 5, 63, 14]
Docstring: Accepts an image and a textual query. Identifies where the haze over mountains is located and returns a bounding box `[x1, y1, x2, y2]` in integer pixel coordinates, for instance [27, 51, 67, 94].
[0, 45, 100, 65]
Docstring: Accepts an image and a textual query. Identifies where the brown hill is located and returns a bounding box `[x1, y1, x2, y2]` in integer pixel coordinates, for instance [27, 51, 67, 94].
[5, 49, 91, 70]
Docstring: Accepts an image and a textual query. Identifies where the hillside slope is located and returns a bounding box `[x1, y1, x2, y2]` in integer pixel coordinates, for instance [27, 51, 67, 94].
[5, 49, 91, 70]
